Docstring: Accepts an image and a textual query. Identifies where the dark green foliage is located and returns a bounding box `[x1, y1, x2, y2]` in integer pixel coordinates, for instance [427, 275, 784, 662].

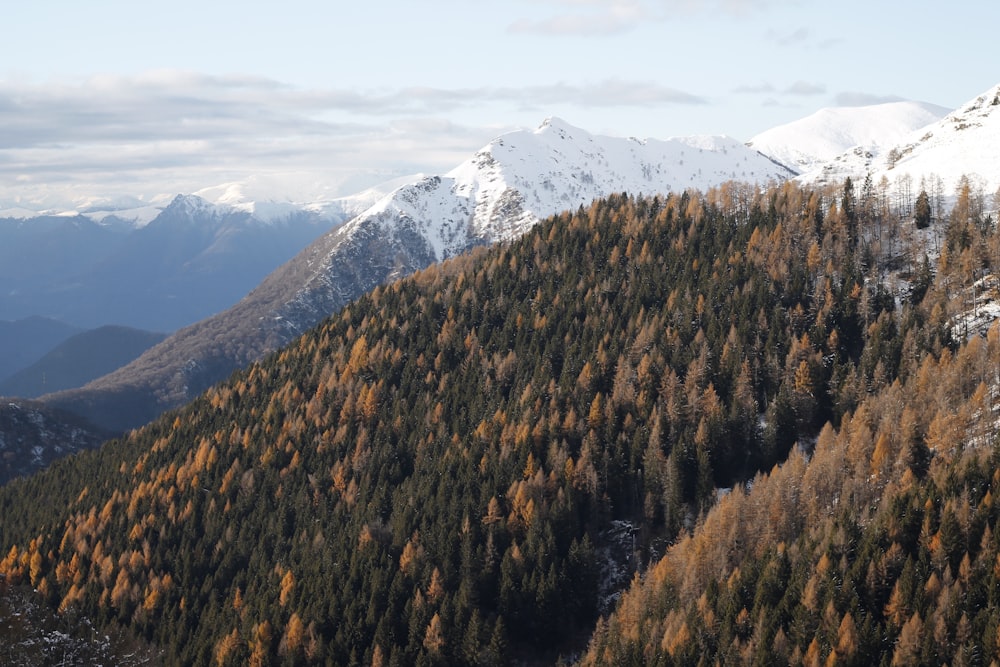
[914, 190, 932, 229]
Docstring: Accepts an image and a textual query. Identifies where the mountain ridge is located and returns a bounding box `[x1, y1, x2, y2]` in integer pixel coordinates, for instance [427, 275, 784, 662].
[798, 84, 1000, 195]
[0, 325, 167, 399]
[747, 100, 949, 175]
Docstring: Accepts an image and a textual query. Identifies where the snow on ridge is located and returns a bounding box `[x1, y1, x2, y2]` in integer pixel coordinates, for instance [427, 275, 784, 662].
[750, 100, 949, 175]
[334, 118, 794, 265]
[798, 83, 1000, 196]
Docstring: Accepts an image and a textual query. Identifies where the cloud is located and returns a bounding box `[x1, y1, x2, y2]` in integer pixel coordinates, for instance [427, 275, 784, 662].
[733, 83, 776, 95]
[0, 74, 705, 151]
[0, 71, 704, 208]
[733, 81, 824, 97]
[765, 27, 810, 46]
[517, 80, 706, 107]
[834, 91, 906, 106]
[783, 81, 826, 96]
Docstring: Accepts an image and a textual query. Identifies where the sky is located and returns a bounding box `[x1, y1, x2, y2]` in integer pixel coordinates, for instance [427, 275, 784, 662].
[2, 0, 999, 210]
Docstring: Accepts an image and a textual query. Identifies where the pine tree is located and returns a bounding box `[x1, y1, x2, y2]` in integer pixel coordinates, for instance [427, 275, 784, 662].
[914, 190, 932, 229]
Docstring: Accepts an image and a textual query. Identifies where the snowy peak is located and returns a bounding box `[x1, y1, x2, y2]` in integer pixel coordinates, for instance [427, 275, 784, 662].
[340, 118, 794, 265]
[798, 83, 1000, 195]
[250, 117, 795, 351]
[163, 193, 221, 218]
[749, 100, 949, 175]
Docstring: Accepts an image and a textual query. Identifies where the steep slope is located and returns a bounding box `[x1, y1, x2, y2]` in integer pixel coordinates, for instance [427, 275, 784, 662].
[0, 326, 167, 399]
[45, 118, 793, 432]
[0, 184, 960, 664]
[748, 100, 947, 175]
[800, 84, 1000, 195]
[581, 321, 1000, 666]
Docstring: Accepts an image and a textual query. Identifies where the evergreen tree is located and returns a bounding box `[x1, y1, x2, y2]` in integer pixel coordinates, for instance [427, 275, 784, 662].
[914, 190, 932, 229]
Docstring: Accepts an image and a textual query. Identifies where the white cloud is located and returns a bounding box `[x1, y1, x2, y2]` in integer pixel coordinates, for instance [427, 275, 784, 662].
[766, 26, 810, 46]
[784, 81, 826, 96]
[0, 71, 705, 209]
[733, 83, 777, 95]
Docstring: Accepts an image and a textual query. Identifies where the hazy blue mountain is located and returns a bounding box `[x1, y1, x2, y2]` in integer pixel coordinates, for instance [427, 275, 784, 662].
[0, 325, 167, 398]
[0, 317, 82, 382]
[0, 194, 337, 332]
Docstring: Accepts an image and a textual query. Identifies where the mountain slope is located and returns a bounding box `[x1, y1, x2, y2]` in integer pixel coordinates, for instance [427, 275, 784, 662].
[800, 84, 1000, 194]
[0, 183, 963, 664]
[581, 318, 1000, 666]
[0, 325, 167, 399]
[748, 100, 948, 174]
[44, 118, 793, 432]
[0, 317, 82, 383]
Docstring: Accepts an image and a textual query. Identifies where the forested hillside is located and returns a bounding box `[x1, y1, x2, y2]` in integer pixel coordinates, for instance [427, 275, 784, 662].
[582, 328, 1000, 666]
[0, 178, 993, 665]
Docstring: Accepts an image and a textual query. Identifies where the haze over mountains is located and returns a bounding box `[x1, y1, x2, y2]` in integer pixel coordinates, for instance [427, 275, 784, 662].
[0, 326, 167, 399]
[0, 195, 337, 332]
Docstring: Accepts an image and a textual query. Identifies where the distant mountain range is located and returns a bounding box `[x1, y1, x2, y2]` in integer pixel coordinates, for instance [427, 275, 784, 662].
[0, 317, 82, 382]
[0, 194, 342, 332]
[0, 325, 166, 399]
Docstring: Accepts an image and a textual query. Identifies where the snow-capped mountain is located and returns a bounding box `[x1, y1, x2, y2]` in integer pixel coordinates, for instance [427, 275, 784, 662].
[263, 118, 794, 334]
[748, 101, 949, 175]
[44, 118, 794, 431]
[798, 85, 1000, 196]
[299, 117, 792, 265]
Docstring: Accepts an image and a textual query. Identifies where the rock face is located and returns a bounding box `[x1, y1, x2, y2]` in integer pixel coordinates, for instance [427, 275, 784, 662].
[43, 118, 794, 432]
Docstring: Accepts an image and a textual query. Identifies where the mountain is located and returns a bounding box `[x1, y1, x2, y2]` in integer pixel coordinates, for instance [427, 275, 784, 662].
[0, 183, 976, 664]
[747, 100, 948, 174]
[43, 118, 794, 432]
[0, 399, 111, 486]
[799, 84, 1000, 194]
[0, 325, 167, 399]
[0, 194, 339, 332]
[0, 317, 82, 382]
